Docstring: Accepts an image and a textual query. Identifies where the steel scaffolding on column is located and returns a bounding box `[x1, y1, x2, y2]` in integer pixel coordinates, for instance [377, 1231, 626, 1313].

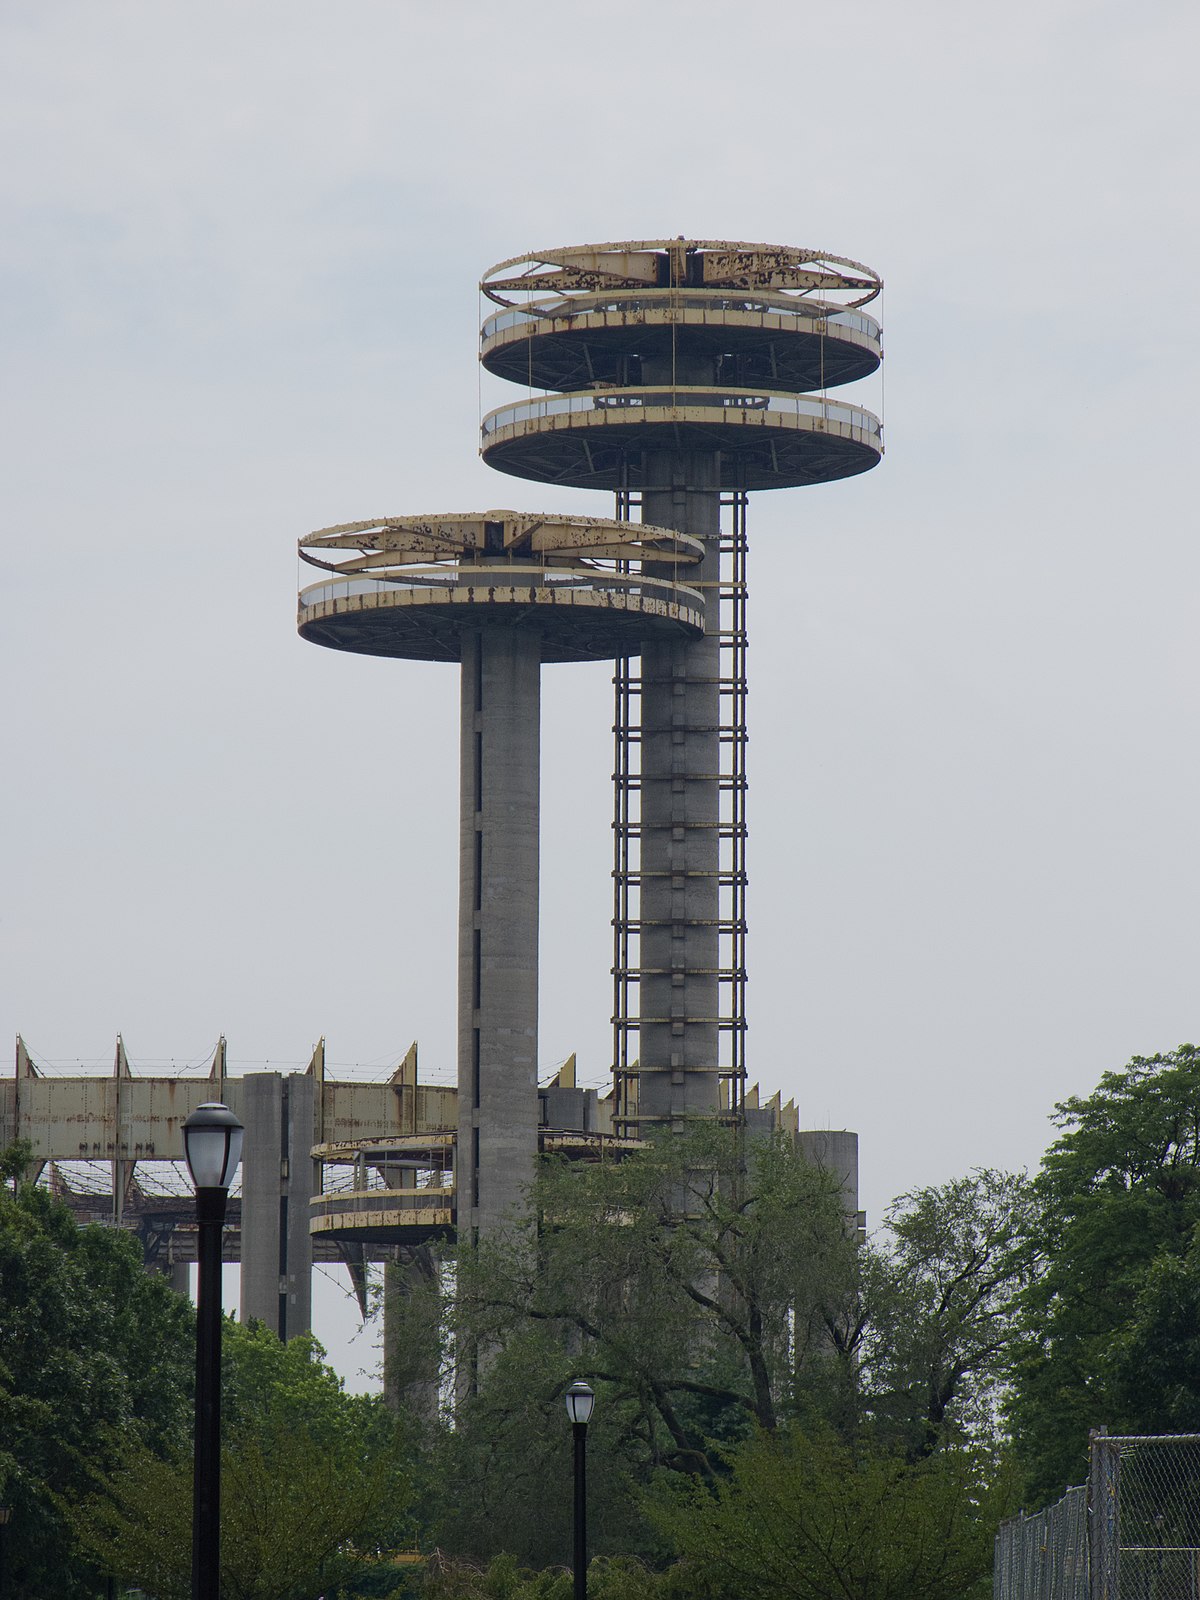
[610, 484, 750, 1134]
[478, 239, 884, 1136]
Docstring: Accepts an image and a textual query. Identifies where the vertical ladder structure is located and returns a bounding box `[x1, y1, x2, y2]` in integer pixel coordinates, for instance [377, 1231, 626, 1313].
[479, 239, 884, 1134]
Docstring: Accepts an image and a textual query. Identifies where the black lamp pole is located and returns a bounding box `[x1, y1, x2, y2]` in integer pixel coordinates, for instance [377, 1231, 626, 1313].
[565, 1380, 595, 1600]
[0, 1505, 11, 1600]
[183, 1102, 244, 1600]
[193, 1182, 226, 1600]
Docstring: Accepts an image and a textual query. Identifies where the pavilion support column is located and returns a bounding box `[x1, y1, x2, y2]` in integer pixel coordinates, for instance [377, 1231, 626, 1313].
[456, 627, 541, 1240]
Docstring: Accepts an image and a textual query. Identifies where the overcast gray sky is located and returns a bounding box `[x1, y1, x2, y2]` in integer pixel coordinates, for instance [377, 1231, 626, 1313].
[3, 0, 1197, 1387]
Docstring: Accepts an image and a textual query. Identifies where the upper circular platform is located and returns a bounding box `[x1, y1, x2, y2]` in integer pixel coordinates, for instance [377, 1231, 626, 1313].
[480, 239, 882, 393]
[481, 293, 881, 393]
[479, 388, 883, 491]
[297, 511, 706, 664]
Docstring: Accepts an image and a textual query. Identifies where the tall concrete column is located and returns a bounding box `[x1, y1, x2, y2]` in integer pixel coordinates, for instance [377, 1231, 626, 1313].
[383, 1244, 442, 1424]
[239, 1071, 314, 1338]
[798, 1129, 862, 1227]
[457, 627, 541, 1238]
[638, 439, 723, 1125]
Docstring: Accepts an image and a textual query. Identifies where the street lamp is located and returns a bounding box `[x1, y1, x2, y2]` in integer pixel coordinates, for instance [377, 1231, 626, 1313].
[565, 1380, 595, 1600]
[183, 1101, 244, 1600]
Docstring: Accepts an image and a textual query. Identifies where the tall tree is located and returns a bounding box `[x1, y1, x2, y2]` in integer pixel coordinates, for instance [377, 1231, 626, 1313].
[1009, 1045, 1200, 1502]
[653, 1428, 1009, 1600]
[858, 1170, 1042, 1459]
[0, 1143, 194, 1598]
[434, 1125, 857, 1563]
[457, 1126, 853, 1450]
[71, 1320, 415, 1600]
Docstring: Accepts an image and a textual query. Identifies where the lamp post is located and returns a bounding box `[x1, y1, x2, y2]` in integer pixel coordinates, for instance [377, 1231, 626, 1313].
[565, 1380, 594, 1600]
[183, 1101, 244, 1600]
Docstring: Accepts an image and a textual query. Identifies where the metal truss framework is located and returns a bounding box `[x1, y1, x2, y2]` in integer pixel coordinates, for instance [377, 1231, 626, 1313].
[611, 485, 749, 1134]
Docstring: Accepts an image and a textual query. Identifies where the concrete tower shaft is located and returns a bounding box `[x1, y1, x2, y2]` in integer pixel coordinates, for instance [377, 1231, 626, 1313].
[478, 239, 883, 1130]
[298, 511, 705, 1234]
[457, 627, 540, 1235]
[636, 451, 722, 1119]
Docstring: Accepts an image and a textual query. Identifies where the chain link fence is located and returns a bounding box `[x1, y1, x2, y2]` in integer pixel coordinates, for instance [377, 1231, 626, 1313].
[996, 1434, 1200, 1600]
[995, 1484, 1089, 1600]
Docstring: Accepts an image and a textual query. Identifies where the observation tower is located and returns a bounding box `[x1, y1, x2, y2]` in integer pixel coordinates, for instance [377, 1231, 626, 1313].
[297, 512, 704, 1236]
[478, 239, 883, 1134]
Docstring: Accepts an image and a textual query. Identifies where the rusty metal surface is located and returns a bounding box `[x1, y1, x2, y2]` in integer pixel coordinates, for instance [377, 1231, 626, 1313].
[17, 1069, 221, 1160]
[299, 511, 704, 566]
[481, 240, 881, 308]
[313, 1132, 456, 1164]
[8, 1035, 458, 1160]
[483, 238, 889, 307]
[310, 1188, 455, 1237]
[296, 510, 708, 664]
[538, 1130, 645, 1159]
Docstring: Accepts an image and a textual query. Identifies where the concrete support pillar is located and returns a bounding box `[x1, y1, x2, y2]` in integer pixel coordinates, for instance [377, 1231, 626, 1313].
[457, 627, 541, 1239]
[798, 1129, 862, 1228]
[637, 445, 723, 1124]
[383, 1244, 442, 1425]
[239, 1071, 314, 1338]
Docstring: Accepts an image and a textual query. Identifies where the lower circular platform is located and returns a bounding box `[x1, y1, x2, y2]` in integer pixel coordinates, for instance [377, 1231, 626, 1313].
[309, 1130, 645, 1246]
[480, 387, 883, 490]
[298, 572, 705, 663]
[310, 1188, 456, 1244]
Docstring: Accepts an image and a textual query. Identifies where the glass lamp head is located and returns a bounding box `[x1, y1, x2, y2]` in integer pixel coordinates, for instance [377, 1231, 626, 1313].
[565, 1380, 595, 1425]
[183, 1102, 244, 1191]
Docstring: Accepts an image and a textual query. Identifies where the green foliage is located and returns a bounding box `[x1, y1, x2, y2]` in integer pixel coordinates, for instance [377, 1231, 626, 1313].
[433, 1125, 858, 1564]
[1102, 1229, 1200, 1429]
[72, 1420, 407, 1600]
[429, 1325, 661, 1568]
[1010, 1045, 1200, 1501]
[651, 1428, 1012, 1600]
[0, 1147, 194, 1598]
[70, 1320, 414, 1599]
[422, 1552, 673, 1600]
[858, 1170, 1042, 1458]
[436, 1129, 1040, 1568]
[463, 1125, 851, 1439]
[222, 1319, 395, 1451]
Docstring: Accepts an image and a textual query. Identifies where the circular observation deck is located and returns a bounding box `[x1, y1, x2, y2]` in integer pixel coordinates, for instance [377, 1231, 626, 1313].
[481, 293, 881, 393]
[479, 387, 883, 491]
[481, 239, 881, 394]
[297, 511, 706, 664]
[310, 1130, 645, 1246]
[311, 1135, 456, 1246]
